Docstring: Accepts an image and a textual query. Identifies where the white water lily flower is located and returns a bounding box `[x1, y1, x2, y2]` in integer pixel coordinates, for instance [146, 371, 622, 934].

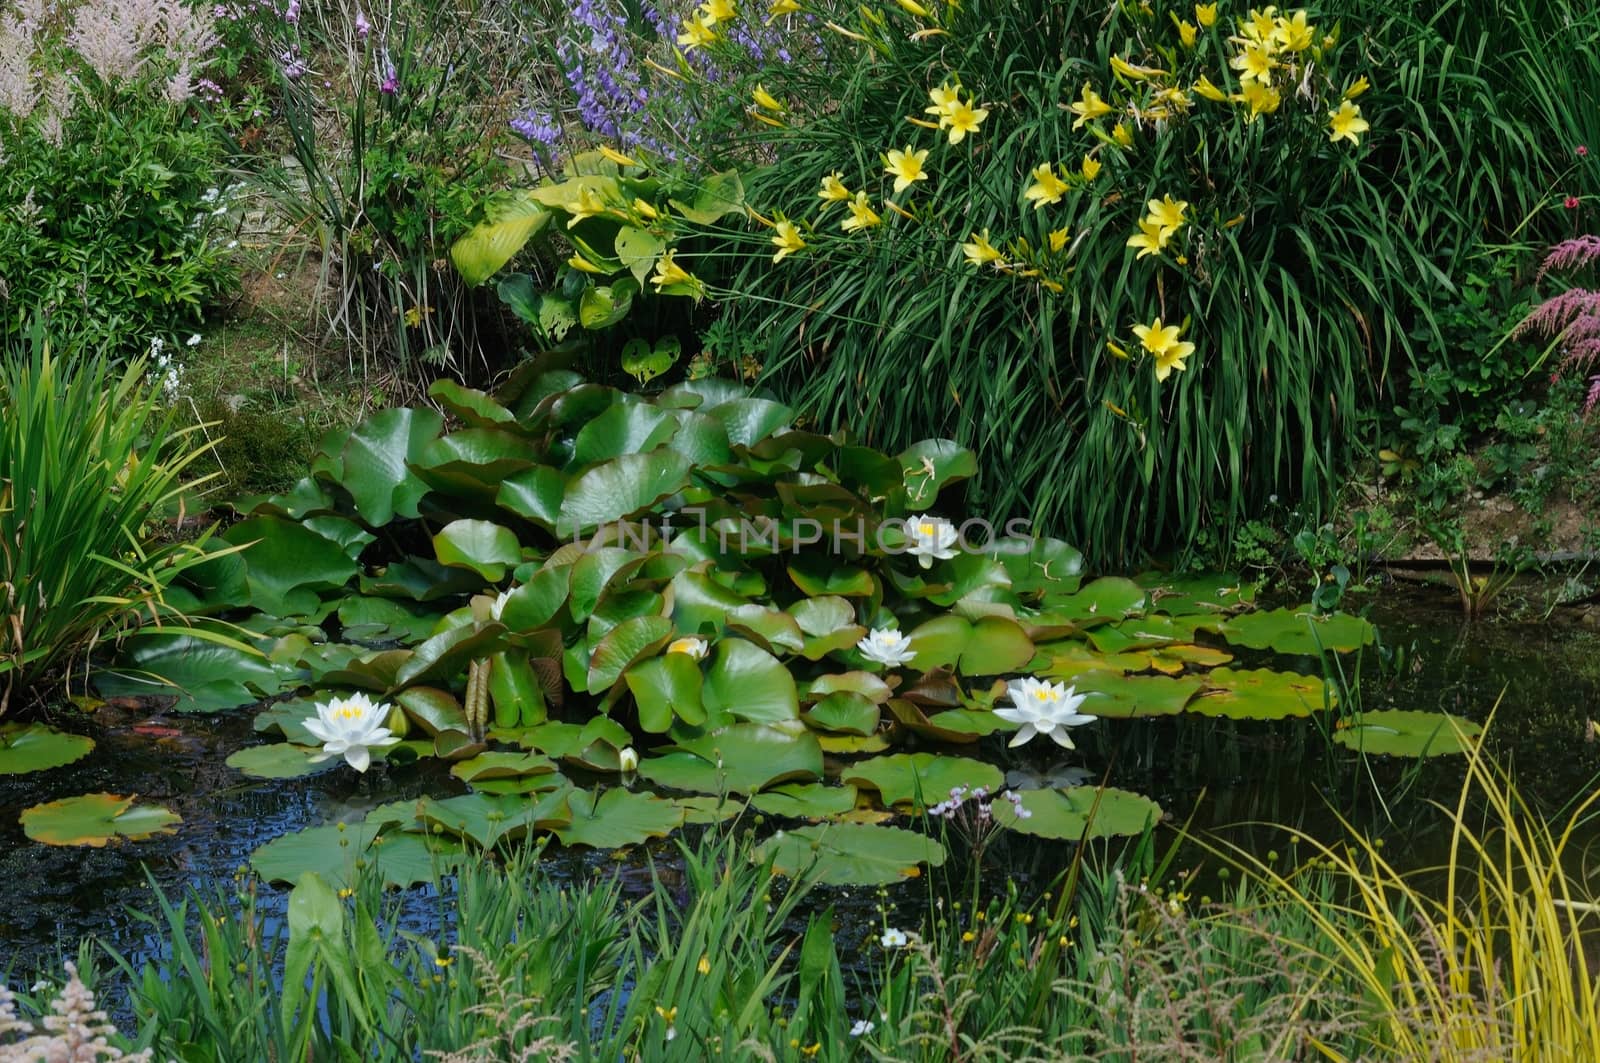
[618, 746, 639, 773]
[303, 692, 401, 772]
[905, 513, 959, 568]
[994, 677, 1097, 749]
[667, 636, 709, 660]
[858, 627, 916, 667]
[880, 927, 909, 948]
[490, 589, 512, 621]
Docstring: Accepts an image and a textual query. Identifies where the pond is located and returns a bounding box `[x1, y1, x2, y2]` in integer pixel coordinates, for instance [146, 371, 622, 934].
[5, 579, 1599, 985]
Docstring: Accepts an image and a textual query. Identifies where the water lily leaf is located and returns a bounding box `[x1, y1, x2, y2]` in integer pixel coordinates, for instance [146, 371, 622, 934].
[587, 615, 673, 692]
[702, 639, 798, 724]
[751, 783, 859, 820]
[803, 692, 880, 736]
[427, 378, 517, 428]
[958, 617, 1034, 676]
[392, 624, 504, 690]
[411, 789, 572, 847]
[625, 652, 706, 732]
[702, 397, 790, 449]
[1072, 672, 1203, 718]
[787, 556, 877, 598]
[223, 515, 361, 617]
[1038, 643, 1148, 679]
[906, 615, 969, 670]
[96, 633, 289, 713]
[516, 718, 632, 763]
[898, 439, 978, 507]
[884, 698, 982, 744]
[432, 519, 522, 583]
[638, 723, 823, 794]
[1048, 578, 1149, 624]
[496, 465, 566, 532]
[1219, 608, 1376, 655]
[413, 429, 537, 502]
[395, 686, 469, 735]
[336, 408, 442, 527]
[557, 450, 693, 537]
[991, 535, 1086, 599]
[759, 823, 947, 885]
[790, 596, 855, 636]
[571, 401, 679, 465]
[923, 708, 1011, 737]
[21, 793, 181, 847]
[1332, 710, 1481, 757]
[666, 409, 728, 464]
[1087, 616, 1215, 654]
[725, 604, 806, 655]
[1147, 644, 1234, 672]
[498, 563, 573, 631]
[844, 753, 1003, 810]
[337, 597, 441, 645]
[817, 733, 893, 755]
[992, 786, 1162, 841]
[804, 671, 893, 704]
[1138, 572, 1256, 615]
[569, 548, 648, 622]
[251, 822, 466, 889]
[226, 742, 335, 779]
[1192, 667, 1330, 719]
[451, 750, 562, 785]
[0, 723, 94, 775]
[362, 557, 485, 602]
[553, 788, 684, 848]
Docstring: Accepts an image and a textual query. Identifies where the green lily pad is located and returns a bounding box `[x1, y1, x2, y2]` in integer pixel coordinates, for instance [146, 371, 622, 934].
[334, 407, 442, 527]
[1219, 608, 1376, 655]
[1048, 578, 1149, 624]
[759, 822, 947, 885]
[638, 723, 823, 794]
[96, 633, 288, 713]
[751, 783, 859, 819]
[226, 742, 336, 779]
[21, 793, 181, 847]
[702, 639, 798, 724]
[898, 439, 978, 507]
[1038, 642, 1149, 679]
[1192, 667, 1330, 719]
[1072, 672, 1203, 718]
[0, 723, 94, 775]
[553, 788, 684, 848]
[1137, 572, 1255, 615]
[250, 822, 466, 889]
[433, 519, 522, 582]
[992, 786, 1162, 841]
[557, 450, 693, 538]
[625, 652, 706, 732]
[843, 753, 1003, 810]
[411, 790, 573, 847]
[1332, 710, 1482, 757]
[802, 692, 880, 736]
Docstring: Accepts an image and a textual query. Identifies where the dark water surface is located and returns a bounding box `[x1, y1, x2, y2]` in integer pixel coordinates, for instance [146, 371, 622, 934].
[5, 579, 1599, 986]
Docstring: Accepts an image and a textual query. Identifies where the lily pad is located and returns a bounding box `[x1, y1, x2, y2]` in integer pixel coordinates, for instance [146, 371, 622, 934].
[843, 753, 1003, 810]
[250, 822, 466, 889]
[226, 742, 336, 780]
[0, 723, 94, 775]
[96, 633, 289, 713]
[638, 723, 823, 794]
[21, 793, 181, 847]
[701, 639, 798, 724]
[1072, 672, 1203, 718]
[1219, 608, 1376, 655]
[759, 822, 947, 885]
[1192, 667, 1330, 720]
[751, 783, 859, 819]
[1332, 710, 1481, 757]
[992, 786, 1162, 841]
[553, 788, 684, 848]
[433, 519, 522, 582]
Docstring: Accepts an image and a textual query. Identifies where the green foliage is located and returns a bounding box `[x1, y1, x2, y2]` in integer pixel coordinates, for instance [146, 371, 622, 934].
[0, 4, 232, 356]
[0, 333, 243, 717]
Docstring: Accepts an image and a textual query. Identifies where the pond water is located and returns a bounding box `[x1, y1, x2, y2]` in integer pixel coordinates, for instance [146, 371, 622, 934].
[5, 579, 1600, 986]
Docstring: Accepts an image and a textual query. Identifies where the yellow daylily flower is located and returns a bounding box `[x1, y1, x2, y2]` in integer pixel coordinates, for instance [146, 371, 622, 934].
[651, 249, 696, 289]
[1343, 75, 1371, 99]
[962, 229, 1005, 267]
[677, 16, 718, 49]
[770, 219, 806, 262]
[1157, 86, 1193, 109]
[1112, 121, 1134, 147]
[1023, 163, 1070, 209]
[1111, 54, 1166, 81]
[700, 0, 737, 22]
[1243, 6, 1279, 42]
[891, 0, 930, 16]
[1081, 156, 1102, 181]
[1126, 217, 1171, 259]
[1273, 10, 1313, 51]
[1193, 74, 1229, 101]
[769, 0, 801, 16]
[926, 82, 961, 116]
[568, 254, 607, 274]
[1132, 317, 1196, 381]
[841, 191, 881, 231]
[818, 172, 852, 202]
[1068, 83, 1114, 129]
[1106, 340, 1131, 360]
[1327, 100, 1370, 145]
[1048, 228, 1070, 252]
[1238, 79, 1280, 119]
[697, 955, 712, 975]
[1231, 41, 1276, 84]
[632, 197, 660, 220]
[823, 19, 867, 41]
[598, 145, 637, 167]
[942, 98, 989, 144]
[568, 185, 609, 227]
[883, 198, 916, 221]
[1195, 2, 1218, 27]
[1173, 16, 1198, 47]
[1146, 194, 1189, 235]
[752, 83, 784, 112]
[748, 109, 785, 128]
[883, 146, 930, 193]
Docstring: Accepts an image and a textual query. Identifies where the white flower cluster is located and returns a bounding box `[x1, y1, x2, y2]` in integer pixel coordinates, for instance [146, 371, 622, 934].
[927, 784, 1031, 821]
[0, 961, 153, 1061]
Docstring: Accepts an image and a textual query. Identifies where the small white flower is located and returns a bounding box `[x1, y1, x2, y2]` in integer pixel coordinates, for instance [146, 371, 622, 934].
[880, 927, 908, 948]
[226, 239, 239, 249]
[850, 1019, 875, 1037]
[490, 589, 512, 621]
[186, 333, 202, 347]
[993, 677, 1097, 749]
[618, 746, 639, 773]
[905, 513, 960, 569]
[667, 636, 709, 660]
[302, 692, 401, 772]
[857, 627, 916, 667]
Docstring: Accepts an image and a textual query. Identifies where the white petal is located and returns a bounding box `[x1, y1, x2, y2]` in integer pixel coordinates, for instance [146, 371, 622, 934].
[1047, 728, 1076, 750]
[992, 707, 1028, 725]
[301, 719, 336, 743]
[1007, 723, 1037, 748]
[917, 554, 933, 569]
[1060, 713, 1098, 727]
[345, 745, 372, 773]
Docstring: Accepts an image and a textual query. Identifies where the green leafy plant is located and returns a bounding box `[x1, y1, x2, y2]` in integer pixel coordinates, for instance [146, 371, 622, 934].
[0, 330, 241, 716]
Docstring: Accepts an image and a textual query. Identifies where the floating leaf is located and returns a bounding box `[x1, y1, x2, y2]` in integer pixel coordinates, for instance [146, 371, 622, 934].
[96, 633, 288, 713]
[898, 439, 978, 506]
[0, 723, 94, 775]
[625, 652, 706, 732]
[411, 790, 572, 847]
[223, 516, 361, 617]
[1332, 711, 1481, 757]
[638, 723, 823, 794]
[702, 639, 798, 724]
[226, 743, 335, 779]
[1072, 672, 1203, 718]
[751, 783, 859, 820]
[336, 408, 442, 527]
[992, 786, 1162, 841]
[433, 519, 522, 582]
[557, 450, 693, 537]
[1192, 667, 1330, 720]
[844, 753, 1003, 810]
[251, 822, 466, 889]
[1219, 608, 1376, 655]
[553, 788, 684, 848]
[759, 823, 947, 885]
[21, 793, 181, 847]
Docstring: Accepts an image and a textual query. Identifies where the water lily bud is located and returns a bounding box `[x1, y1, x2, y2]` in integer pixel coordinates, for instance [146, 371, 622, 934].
[618, 746, 639, 773]
[385, 704, 411, 738]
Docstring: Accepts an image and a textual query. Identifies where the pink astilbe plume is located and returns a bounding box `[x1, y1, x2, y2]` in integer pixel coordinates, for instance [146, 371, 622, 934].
[0, 962, 153, 1061]
[1521, 232, 1600, 415]
[1536, 235, 1600, 283]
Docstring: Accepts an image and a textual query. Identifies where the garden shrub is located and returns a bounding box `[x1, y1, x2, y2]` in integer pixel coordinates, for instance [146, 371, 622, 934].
[0, 0, 233, 358]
